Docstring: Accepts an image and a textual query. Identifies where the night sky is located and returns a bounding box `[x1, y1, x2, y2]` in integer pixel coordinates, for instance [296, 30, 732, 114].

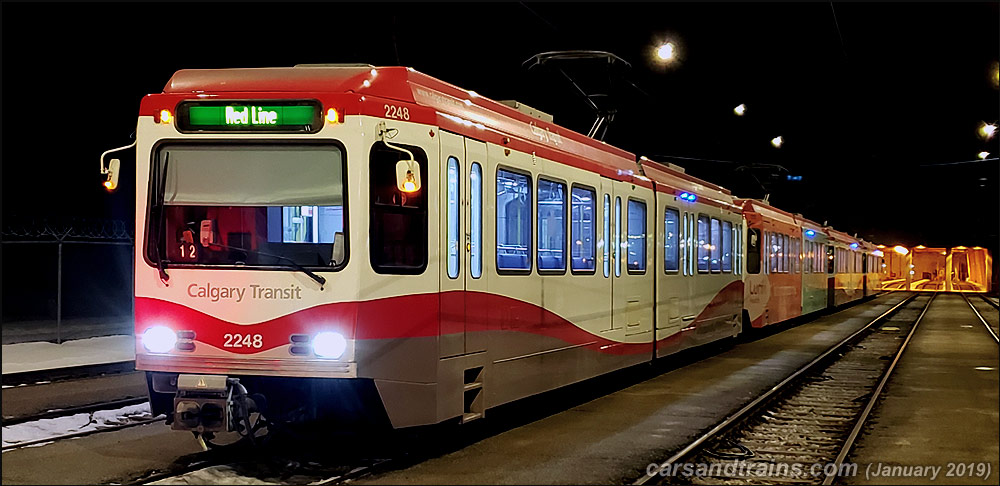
[3, 2, 998, 254]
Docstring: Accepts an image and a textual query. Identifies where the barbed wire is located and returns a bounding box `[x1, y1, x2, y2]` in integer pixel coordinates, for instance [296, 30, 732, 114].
[1, 217, 134, 242]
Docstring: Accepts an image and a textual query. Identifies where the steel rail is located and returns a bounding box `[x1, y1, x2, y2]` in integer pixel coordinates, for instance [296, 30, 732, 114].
[962, 293, 999, 344]
[634, 292, 919, 485]
[978, 294, 999, 310]
[1, 415, 165, 452]
[3, 396, 150, 426]
[820, 293, 936, 485]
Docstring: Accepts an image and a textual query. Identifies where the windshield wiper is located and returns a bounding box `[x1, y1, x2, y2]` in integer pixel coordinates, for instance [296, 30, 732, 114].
[153, 154, 170, 282]
[205, 240, 327, 288]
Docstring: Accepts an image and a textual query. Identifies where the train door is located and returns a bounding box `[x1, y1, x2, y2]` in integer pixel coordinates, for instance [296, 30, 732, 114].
[464, 139, 488, 353]
[440, 131, 467, 357]
[600, 178, 615, 331]
[655, 199, 683, 348]
[610, 179, 654, 341]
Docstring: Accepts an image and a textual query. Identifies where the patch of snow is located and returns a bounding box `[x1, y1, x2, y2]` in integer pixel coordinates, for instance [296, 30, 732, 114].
[2, 335, 135, 374]
[2, 402, 157, 451]
[150, 466, 281, 485]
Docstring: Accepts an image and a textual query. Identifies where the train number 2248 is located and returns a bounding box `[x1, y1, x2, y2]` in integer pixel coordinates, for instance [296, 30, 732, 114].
[223, 333, 263, 349]
[384, 104, 410, 120]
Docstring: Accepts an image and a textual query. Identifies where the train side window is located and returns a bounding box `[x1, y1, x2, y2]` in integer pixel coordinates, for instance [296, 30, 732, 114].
[735, 225, 742, 275]
[627, 199, 646, 273]
[447, 157, 461, 279]
[470, 162, 483, 279]
[570, 186, 596, 273]
[827, 245, 836, 274]
[370, 141, 429, 274]
[805, 241, 812, 273]
[746, 228, 761, 274]
[721, 220, 732, 273]
[782, 234, 789, 273]
[710, 218, 721, 273]
[603, 194, 610, 278]
[496, 168, 532, 273]
[614, 196, 622, 277]
[766, 232, 774, 273]
[681, 212, 689, 275]
[697, 215, 710, 273]
[688, 213, 696, 275]
[664, 207, 680, 273]
[537, 178, 566, 272]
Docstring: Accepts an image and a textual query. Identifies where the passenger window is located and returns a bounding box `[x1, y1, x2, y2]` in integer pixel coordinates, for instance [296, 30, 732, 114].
[627, 199, 646, 272]
[496, 168, 531, 272]
[697, 215, 710, 273]
[721, 221, 732, 273]
[768, 232, 776, 273]
[370, 141, 428, 274]
[603, 194, 610, 278]
[614, 197, 622, 277]
[710, 218, 721, 273]
[682, 212, 689, 275]
[537, 178, 566, 272]
[664, 208, 680, 273]
[470, 163, 482, 279]
[746, 228, 761, 274]
[827, 246, 835, 274]
[781, 234, 789, 273]
[570, 186, 596, 273]
[447, 157, 460, 279]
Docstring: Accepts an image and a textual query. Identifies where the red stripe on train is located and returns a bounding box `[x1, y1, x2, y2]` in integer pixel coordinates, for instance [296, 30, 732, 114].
[136, 281, 743, 355]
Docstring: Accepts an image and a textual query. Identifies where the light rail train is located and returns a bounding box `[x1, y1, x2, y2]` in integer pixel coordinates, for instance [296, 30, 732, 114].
[101, 64, 883, 444]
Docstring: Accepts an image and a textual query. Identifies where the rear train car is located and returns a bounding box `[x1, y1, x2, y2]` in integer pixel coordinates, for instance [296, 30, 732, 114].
[738, 199, 805, 328]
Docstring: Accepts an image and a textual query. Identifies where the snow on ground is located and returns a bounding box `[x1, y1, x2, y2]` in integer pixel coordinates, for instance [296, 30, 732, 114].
[1, 335, 134, 375]
[150, 466, 282, 485]
[2, 402, 157, 451]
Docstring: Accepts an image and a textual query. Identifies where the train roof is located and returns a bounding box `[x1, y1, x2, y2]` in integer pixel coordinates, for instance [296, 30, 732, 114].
[158, 64, 645, 183]
[824, 227, 859, 246]
[735, 198, 804, 226]
[638, 157, 740, 212]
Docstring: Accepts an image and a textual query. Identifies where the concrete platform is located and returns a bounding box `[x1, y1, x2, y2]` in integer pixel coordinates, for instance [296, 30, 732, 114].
[845, 294, 999, 485]
[355, 293, 911, 485]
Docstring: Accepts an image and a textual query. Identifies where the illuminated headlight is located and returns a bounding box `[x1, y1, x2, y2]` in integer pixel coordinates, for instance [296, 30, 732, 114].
[312, 331, 347, 359]
[142, 326, 177, 353]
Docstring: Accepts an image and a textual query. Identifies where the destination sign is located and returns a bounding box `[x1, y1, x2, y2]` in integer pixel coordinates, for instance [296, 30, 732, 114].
[177, 100, 322, 132]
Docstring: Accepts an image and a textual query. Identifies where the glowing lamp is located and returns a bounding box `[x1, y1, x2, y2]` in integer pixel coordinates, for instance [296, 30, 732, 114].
[326, 108, 341, 124]
[401, 171, 418, 193]
[805, 230, 816, 238]
[312, 331, 347, 359]
[142, 326, 177, 353]
[893, 245, 909, 255]
[159, 109, 172, 124]
[850, 243, 858, 249]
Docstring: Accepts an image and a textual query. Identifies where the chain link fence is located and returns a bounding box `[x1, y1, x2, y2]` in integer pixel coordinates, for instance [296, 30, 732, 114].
[2, 217, 134, 344]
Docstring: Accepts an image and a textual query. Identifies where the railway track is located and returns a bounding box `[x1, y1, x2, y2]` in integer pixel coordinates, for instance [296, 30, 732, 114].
[636, 292, 932, 485]
[962, 293, 999, 343]
[1, 400, 164, 452]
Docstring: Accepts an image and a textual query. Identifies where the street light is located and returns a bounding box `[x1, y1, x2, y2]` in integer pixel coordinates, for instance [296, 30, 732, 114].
[656, 42, 676, 62]
[734, 103, 746, 116]
[980, 122, 997, 140]
[979, 151, 991, 159]
[771, 135, 784, 148]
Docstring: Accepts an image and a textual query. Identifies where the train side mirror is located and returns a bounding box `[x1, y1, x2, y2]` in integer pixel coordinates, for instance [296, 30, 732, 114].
[103, 158, 121, 191]
[395, 160, 422, 193]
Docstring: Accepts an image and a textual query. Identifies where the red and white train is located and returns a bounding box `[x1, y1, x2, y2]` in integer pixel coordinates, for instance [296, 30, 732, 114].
[105, 64, 883, 443]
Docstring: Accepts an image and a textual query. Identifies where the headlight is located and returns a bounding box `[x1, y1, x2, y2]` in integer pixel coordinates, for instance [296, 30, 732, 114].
[142, 326, 177, 353]
[312, 331, 347, 359]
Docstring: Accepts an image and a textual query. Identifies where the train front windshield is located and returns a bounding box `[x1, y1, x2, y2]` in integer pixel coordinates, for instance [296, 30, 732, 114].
[147, 143, 347, 270]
